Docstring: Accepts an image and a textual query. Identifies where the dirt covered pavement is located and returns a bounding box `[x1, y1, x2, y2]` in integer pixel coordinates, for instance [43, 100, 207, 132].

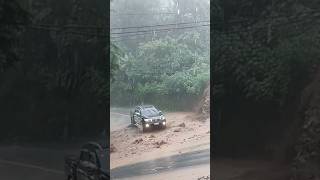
[110, 111, 210, 176]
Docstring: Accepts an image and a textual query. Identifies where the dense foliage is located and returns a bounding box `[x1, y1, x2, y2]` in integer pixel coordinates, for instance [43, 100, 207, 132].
[212, 2, 320, 174]
[0, 0, 108, 141]
[0, 0, 29, 72]
[213, 34, 320, 107]
[111, 35, 209, 110]
[110, 0, 210, 110]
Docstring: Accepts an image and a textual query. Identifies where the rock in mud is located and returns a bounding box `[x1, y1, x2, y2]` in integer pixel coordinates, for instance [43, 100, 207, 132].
[178, 123, 186, 127]
[154, 140, 167, 148]
[198, 175, 210, 180]
[149, 135, 155, 138]
[173, 127, 182, 132]
[110, 144, 117, 153]
[132, 138, 143, 144]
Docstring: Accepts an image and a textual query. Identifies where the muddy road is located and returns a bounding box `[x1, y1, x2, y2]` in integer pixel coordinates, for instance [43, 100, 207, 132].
[110, 108, 210, 179]
[109, 108, 292, 180]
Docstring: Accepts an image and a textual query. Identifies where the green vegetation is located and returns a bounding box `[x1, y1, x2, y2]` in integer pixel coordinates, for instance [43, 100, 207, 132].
[0, 0, 210, 142]
[0, 0, 108, 141]
[0, 0, 29, 72]
[213, 34, 320, 108]
[111, 35, 209, 110]
[110, 0, 210, 111]
[213, 1, 320, 176]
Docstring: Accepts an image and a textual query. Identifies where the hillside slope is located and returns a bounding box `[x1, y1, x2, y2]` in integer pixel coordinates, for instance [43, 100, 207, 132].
[292, 66, 320, 179]
[196, 82, 210, 119]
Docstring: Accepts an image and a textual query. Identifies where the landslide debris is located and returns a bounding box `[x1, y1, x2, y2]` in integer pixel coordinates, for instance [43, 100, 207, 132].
[292, 67, 320, 180]
[196, 82, 210, 119]
[178, 122, 186, 127]
[110, 144, 117, 153]
[132, 138, 143, 144]
[198, 175, 210, 180]
[153, 140, 167, 148]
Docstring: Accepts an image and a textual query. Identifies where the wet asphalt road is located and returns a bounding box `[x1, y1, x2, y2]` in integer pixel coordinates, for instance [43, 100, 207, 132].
[0, 162, 63, 180]
[0, 144, 80, 180]
[110, 148, 210, 179]
[213, 159, 291, 180]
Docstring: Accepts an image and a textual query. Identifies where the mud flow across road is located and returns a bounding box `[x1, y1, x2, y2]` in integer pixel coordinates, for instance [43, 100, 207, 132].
[110, 110, 210, 179]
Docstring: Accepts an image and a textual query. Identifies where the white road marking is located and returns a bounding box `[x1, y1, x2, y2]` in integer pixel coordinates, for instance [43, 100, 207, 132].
[111, 112, 130, 116]
[0, 159, 64, 175]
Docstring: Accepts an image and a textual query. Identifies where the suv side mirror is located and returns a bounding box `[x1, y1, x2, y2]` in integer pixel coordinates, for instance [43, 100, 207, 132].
[159, 111, 163, 115]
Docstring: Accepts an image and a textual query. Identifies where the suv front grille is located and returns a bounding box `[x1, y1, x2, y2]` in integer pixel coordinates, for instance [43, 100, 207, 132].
[152, 118, 160, 122]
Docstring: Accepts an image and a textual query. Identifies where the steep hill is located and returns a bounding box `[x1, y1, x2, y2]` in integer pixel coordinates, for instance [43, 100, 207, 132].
[196, 82, 210, 120]
[292, 66, 320, 179]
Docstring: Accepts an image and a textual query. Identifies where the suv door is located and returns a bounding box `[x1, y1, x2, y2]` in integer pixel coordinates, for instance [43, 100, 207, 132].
[78, 150, 90, 180]
[78, 149, 99, 180]
[86, 151, 99, 180]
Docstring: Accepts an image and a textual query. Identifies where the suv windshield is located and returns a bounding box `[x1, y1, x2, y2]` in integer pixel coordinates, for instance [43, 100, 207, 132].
[141, 107, 159, 117]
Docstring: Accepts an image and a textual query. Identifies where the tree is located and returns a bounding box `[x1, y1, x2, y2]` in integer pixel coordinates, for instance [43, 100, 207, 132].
[0, 0, 108, 141]
[111, 34, 209, 109]
[0, 0, 29, 73]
